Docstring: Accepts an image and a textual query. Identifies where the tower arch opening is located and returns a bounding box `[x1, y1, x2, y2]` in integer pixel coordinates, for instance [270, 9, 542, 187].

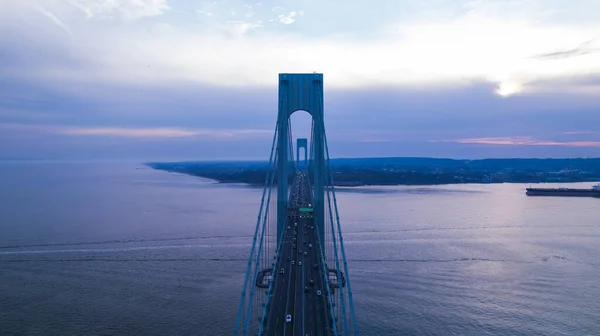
[290, 109, 312, 169]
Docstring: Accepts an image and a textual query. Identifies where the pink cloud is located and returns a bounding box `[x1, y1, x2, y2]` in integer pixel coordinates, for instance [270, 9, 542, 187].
[60, 127, 273, 138]
[562, 131, 598, 135]
[359, 139, 390, 143]
[61, 127, 200, 137]
[432, 136, 600, 147]
[0, 123, 272, 139]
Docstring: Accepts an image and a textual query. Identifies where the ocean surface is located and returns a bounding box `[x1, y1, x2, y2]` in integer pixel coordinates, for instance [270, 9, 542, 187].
[1, 161, 599, 336]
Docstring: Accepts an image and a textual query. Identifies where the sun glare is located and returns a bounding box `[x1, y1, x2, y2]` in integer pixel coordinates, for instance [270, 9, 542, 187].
[495, 81, 523, 97]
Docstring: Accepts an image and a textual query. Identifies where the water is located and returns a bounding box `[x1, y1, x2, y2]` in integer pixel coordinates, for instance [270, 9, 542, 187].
[1, 162, 599, 336]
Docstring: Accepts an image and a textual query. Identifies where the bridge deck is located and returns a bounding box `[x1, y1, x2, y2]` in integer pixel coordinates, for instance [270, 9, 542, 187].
[263, 170, 334, 336]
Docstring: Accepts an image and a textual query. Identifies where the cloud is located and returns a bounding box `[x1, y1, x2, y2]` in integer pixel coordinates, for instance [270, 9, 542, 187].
[433, 136, 600, 147]
[563, 131, 598, 135]
[535, 39, 599, 60]
[2, 0, 600, 160]
[34, 5, 73, 37]
[196, 10, 214, 17]
[61, 127, 201, 137]
[3, 0, 600, 97]
[359, 139, 390, 143]
[277, 11, 303, 24]
[521, 74, 600, 95]
[225, 20, 263, 36]
[244, 3, 263, 9]
[0, 123, 272, 139]
[68, 0, 170, 20]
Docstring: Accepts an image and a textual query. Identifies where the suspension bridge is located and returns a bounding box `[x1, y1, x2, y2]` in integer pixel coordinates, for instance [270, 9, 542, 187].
[233, 73, 359, 336]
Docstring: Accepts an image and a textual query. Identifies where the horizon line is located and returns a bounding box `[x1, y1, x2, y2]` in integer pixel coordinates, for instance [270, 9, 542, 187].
[3, 155, 600, 164]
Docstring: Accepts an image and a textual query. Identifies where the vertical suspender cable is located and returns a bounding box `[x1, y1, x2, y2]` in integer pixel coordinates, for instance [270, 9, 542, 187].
[326, 163, 348, 334]
[233, 122, 278, 336]
[323, 128, 360, 335]
[243, 151, 278, 334]
[288, 122, 295, 203]
[288, 121, 298, 169]
[316, 85, 349, 334]
[313, 197, 340, 336]
[256, 189, 292, 335]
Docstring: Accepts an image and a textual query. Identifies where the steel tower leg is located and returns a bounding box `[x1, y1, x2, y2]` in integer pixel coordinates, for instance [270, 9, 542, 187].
[312, 96, 325, 250]
[277, 82, 289, 244]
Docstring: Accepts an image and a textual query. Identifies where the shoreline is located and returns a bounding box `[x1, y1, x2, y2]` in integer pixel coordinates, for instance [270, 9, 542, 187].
[151, 167, 600, 188]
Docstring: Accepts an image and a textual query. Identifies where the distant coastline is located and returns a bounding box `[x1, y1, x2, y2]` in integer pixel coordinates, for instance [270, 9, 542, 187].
[145, 157, 600, 187]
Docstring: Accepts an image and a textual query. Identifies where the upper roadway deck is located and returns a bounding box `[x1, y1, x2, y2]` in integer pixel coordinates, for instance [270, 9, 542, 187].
[261, 170, 335, 336]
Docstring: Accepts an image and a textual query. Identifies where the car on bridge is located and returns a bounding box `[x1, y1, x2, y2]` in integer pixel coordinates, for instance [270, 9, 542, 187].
[286, 314, 292, 323]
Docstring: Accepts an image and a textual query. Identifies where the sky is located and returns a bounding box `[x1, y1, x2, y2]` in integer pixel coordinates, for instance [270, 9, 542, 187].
[1, 0, 599, 161]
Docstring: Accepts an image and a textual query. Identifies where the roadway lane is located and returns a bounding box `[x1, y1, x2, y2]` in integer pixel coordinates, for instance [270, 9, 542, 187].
[300, 183, 333, 336]
[262, 170, 334, 336]
[264, 175, 302, 335]
[299, 172, 333, 336]
[266, 187, 299, 334]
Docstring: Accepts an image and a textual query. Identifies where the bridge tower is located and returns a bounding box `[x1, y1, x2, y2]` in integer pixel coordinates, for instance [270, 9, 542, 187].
[296, 138, 308, 168]
[277, 73, 325, 248]
[234, 73, 359, 336]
